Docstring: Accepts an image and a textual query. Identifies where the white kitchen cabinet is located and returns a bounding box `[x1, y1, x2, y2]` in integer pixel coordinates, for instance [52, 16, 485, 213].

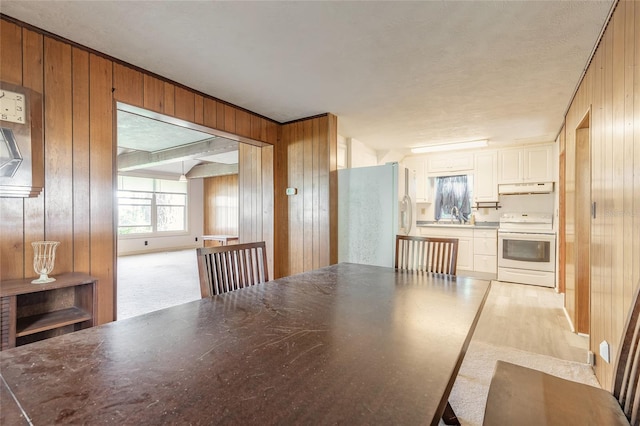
[474, 255, 497, 274]
[403, 156, 430, 202]
[473, 228, 497, 274]
[427, 152, 473, 176]
[498, 144, 554, 184]
[417, 226, 498, 274]
[498, 148, 522, 184]
[473, 151, 498, 202]
[523, 145, 554, 182]
[418, 227, 473, 271]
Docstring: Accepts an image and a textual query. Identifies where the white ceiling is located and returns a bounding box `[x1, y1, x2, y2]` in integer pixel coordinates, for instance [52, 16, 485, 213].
[1, 1, 614, 154]
[117, 110, 213, 152]
[116, 109, 238, 175]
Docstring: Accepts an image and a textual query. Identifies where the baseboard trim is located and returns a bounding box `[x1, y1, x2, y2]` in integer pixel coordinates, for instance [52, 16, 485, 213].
[563, 306, 576, 333]
[118, 245, 200, 257]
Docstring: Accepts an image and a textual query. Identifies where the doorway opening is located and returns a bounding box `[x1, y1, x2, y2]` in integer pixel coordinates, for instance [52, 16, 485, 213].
[575, 111, 591, 334]
[116, 103, 240, 319]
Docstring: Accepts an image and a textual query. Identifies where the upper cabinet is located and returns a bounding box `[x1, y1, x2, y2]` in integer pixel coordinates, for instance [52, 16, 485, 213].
[403, 156, 430, 202]
[404, 143, 553, 204]
[498, 144, 554, 184]
[474, 151, 498, 202]
[523, 144, 554, 182]
[426, 152, 473, 176]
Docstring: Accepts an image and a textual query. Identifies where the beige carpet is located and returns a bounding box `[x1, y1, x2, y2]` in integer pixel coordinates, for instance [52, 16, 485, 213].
[117, 249, 201, 320]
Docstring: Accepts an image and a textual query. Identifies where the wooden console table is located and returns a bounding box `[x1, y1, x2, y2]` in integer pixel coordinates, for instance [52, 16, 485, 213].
[202, 234, 239, 246]
[0, 272, 97, 350]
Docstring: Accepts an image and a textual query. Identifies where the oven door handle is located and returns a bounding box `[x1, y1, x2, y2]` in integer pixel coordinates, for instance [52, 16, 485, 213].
[498, 232, 556, 240]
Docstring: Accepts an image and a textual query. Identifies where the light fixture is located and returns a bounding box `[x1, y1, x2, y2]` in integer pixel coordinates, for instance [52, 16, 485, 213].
[410, 139, 488, 154]
[179, 161, 187, 182]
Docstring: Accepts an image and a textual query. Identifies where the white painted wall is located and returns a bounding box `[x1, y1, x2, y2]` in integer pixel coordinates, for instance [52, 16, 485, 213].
[117, 178, 205, 256]
[348, 137, 378, 168]
[337, 134, 348, 169]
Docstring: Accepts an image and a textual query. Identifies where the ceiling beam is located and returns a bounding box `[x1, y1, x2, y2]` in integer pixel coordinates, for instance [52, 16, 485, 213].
[186, 162, 238, 178]
[117, 138, 237, 171]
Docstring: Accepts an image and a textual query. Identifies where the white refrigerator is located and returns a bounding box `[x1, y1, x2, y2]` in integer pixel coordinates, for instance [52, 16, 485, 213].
[338, 162, 414, 267]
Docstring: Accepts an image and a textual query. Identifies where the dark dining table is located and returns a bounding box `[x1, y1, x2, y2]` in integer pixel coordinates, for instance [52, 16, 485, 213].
[1, 263, 491, 425]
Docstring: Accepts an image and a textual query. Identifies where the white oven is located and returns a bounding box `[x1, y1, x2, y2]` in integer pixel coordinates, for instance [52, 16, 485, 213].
[498, 213, 556, 288]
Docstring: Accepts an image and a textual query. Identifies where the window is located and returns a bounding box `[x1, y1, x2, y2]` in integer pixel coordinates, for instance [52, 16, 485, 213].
[118, 176, 188, 235]
[434, 174, 473, 222]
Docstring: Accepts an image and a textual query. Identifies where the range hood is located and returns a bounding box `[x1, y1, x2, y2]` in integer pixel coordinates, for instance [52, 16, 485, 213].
[498, 182, 554, 195]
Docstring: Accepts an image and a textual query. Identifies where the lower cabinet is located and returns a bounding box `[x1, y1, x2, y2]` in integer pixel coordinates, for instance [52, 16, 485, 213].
[418, 227, 474, 271]
[473, 229, 498, 274]
[474, 254, 497, 273]
[418, 227, 498, 274]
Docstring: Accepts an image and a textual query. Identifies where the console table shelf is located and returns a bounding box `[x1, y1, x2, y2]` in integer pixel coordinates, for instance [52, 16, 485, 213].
[1, 272, 97, 350]
[16, 307, 92, 337]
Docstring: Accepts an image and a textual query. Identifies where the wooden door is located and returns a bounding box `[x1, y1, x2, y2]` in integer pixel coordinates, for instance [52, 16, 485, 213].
[575, 113, 591, 334]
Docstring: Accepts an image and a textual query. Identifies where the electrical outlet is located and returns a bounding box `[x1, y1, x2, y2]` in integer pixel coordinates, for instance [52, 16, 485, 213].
[195, 237, 198, 242]
[600, 340, 610, 363]
[144, 241, 148, 246]
[421, 208, 426, 215]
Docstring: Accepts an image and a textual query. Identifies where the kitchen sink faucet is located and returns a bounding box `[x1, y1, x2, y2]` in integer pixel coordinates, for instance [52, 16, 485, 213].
[451, 206, 460, 224]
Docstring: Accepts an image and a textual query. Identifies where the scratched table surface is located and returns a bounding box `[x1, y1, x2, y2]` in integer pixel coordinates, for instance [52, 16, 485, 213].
[0, 263, 490, 425]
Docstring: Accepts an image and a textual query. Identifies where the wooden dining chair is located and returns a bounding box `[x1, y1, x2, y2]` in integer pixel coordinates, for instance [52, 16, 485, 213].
[395, 234, 461, 425]
[395, 235, 459, 276]
[483, 278, 640, 426]
[196, 241, 269, 298]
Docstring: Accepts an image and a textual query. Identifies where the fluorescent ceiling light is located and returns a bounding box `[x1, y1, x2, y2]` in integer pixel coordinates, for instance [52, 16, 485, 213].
[411, 139, 488, 154]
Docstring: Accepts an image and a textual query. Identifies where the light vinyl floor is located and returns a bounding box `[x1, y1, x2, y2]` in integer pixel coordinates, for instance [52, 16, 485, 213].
[472, 280, 589, 363]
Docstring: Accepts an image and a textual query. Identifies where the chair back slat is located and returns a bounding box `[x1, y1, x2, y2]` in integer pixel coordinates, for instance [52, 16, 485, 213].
[196, 241, 269, 297]
[613, 279, 640, 425]
[395, 235, 458, 276]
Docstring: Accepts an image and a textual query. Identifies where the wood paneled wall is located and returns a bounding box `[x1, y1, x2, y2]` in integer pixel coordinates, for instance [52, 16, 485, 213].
[275, 115, 337, 278]
[238, 143, 275, 276]
[203, 164, 275, 276]
[563, 1, 640, 389]
[0, 17, 283, 324]
[0, 23, 115, 324]
[558, 127, 566, 295]
[203, 174, 239, 237]
[110, 65, 279, 146]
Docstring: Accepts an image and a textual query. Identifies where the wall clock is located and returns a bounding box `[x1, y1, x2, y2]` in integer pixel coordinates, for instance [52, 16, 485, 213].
[0, 88, 26, 124]
[0, 81, 44, 198]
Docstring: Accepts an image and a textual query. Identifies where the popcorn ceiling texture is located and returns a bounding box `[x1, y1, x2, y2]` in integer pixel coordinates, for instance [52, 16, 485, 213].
[1, 1, 613, 150]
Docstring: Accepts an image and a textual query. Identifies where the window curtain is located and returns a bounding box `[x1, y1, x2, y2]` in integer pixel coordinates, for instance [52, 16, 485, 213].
[434, 175, 471, 221]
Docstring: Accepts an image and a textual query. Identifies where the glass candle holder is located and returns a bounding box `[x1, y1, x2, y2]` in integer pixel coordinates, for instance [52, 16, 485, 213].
[31, 241, 60, 284]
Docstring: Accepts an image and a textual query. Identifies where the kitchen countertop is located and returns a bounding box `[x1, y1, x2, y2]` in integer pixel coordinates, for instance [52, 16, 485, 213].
[416, 221, 499, 229]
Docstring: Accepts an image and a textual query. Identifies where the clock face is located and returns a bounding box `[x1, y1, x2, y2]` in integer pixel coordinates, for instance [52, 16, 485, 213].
[0, 89, 26, 124]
